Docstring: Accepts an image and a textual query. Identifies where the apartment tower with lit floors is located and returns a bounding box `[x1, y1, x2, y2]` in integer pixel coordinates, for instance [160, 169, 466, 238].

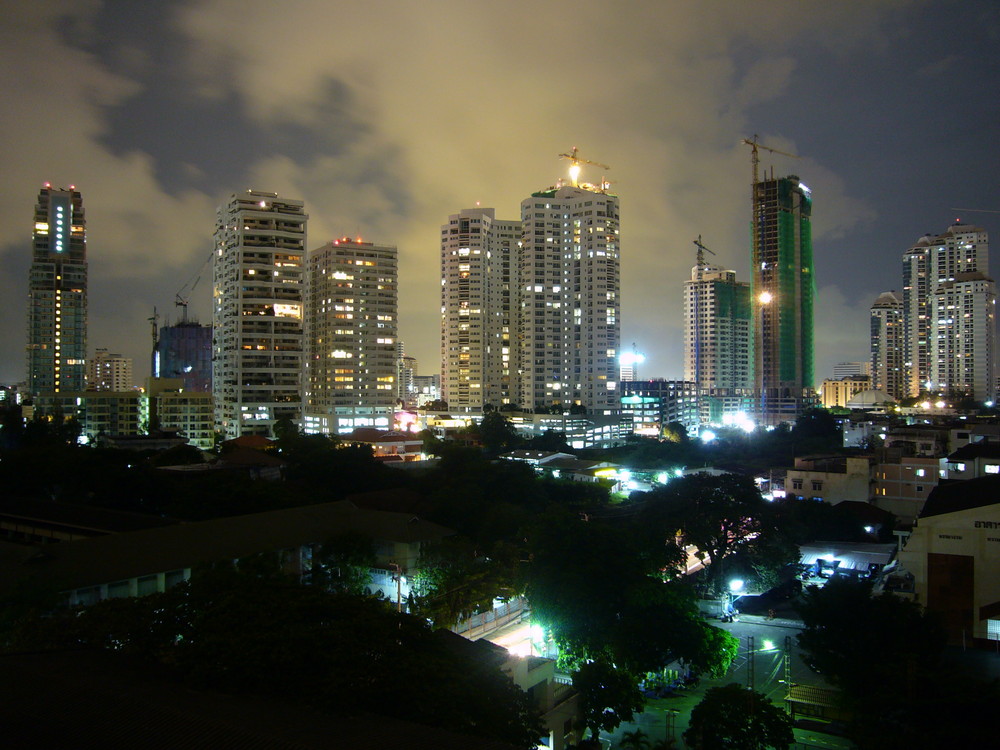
[26, 185, 88, 397]
[440, 207, 520, 411]
[901, 222, 993, 400]
[304, 237, 398, 434]
[751, 174, 814, 425]
[870, 290, 905, 400]
[212, 191, 306, 439]
[519, 162, 620, 414]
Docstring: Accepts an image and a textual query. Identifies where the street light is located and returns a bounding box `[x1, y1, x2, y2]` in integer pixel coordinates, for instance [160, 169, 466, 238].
[725, 579, 745, 619]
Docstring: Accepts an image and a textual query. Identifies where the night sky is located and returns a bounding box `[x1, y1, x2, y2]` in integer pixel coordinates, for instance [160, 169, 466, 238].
[2, 1, 998, 387]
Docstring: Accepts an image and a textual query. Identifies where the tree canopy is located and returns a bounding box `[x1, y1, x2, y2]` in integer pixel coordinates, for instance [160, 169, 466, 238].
[684, 683, 793, 750]
[639, 473, 797, 593]
[4, 570, 544, 749]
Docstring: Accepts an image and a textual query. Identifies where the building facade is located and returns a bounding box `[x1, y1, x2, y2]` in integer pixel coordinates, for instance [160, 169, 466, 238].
[212, 191, 306, 439]
[620, 379, 699, 436]
[928, 272, 996, 400]
[820, 375, 871, 409]
[304, 237, 397, 435]
[26, 185, 88, 397]
[519, 184, 620, 414]
[683, 263, 752, 393]
[440, 207, 520, 411]
[902, 222, 990, 397]
[155, 322, 213, 393]
[87, 349, 133, 392]
[751, 175, 814, 425]
[146, 377, 214, 450]
[870, 291, 905, 399]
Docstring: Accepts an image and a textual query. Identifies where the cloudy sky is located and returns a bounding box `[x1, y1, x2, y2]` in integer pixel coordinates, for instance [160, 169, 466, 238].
[1, 0, 998, 387]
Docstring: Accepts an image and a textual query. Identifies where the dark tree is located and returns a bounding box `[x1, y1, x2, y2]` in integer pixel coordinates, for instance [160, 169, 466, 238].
[5, 571, 544, 749]
[572, 657, 644, 741]
[310, 531, 376, 594]
[641, 473, 797, 593]
[477, 410, 521, 456]
[793, 578, 986, 748]
[684, 683, 793, 750]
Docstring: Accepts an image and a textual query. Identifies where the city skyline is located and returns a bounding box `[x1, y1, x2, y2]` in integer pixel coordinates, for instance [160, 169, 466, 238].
[2, 2, 999, 387]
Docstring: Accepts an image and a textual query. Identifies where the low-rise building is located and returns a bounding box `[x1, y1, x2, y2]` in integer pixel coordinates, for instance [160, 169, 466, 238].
[784, 455, 873, 504]
[896, 477, 1000, 646]
[942, 442, 1000, 480]
[873, 456, 941, 524]
[0, 501, 453, 610]
[342, 427, 424, 462]
[820, 375, 871, 409]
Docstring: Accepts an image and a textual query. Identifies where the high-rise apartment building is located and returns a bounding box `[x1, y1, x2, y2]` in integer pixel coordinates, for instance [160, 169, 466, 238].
[519, 184, 620, 414]
[440, 207, 520, 411]
[870, 291, 905, 400]
[683, 263, 752, 392]
[26, 185, 87, 396]
[441, 160, 620, 416]
[212, 190, 306, 439]
[751, 175, 814, 425]
[902, 222, 990, 397]
[929, 272, 996, 400]
[304, 237, 397, 434]
[87, 349, 133, 391]
[396, 345, 417, 406]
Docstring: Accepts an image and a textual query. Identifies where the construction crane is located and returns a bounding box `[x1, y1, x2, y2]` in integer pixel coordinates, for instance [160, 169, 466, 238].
[558, 146, 610, 187]
[148, 307, 159, 348]
[175, 249, 214, 324]
[741, 135, 798, 189]
[741, 135, 800, 423]
[693, 235, 717, 280]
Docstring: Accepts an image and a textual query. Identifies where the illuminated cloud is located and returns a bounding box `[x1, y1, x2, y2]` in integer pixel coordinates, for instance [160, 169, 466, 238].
[1, 0, 993, 391]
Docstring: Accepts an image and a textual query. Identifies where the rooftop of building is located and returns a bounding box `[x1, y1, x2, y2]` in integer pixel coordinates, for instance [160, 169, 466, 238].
[920, 476, 1000, 519]
[344, 428, 422, 444]
[947, 442, 1000, 461]
[0, 501, 454, 596]
[0, 497, 177, 536]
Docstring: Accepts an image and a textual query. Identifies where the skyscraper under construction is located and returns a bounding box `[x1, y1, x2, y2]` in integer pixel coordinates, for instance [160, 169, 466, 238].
[751, 174, 814, 425]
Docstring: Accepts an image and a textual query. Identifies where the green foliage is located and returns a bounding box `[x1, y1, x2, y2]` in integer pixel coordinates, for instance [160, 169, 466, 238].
[684, 683, 794, 750]
[526, 511, 738, 731]
[310, 532, 376, 595]
[640, 473, 797, 593]
[477, 410, 521, 456]
[793, 578, 996, 748]
[572, 657, 645, 739]
[526, 429, 571, 452]
[796, 579, 945, 697]
[662, 421, 688, 443]
[6, 571, 544, 749]
[411, 536, 518, 628]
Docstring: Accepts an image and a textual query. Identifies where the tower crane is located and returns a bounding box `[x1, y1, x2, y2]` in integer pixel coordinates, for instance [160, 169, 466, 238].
[558, 146, 610, 187]
[175, 249, 214, 324]
[740, 136, 800, 424]
[740, 135, 798, 190]
[693, 235, 717, 281]
[148, 307, 159, 348]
